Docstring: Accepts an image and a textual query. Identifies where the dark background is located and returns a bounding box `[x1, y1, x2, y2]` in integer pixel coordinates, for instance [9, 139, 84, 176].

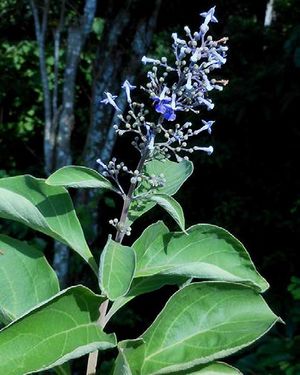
[0, 0, 299, 373]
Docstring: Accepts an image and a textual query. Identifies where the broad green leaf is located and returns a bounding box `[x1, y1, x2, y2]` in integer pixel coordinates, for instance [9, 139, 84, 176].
[134, 224, 269, 292]
[0, 235, 59, 324]
[108, 222, 268, 320]
[99, 237, 136, 301]
[0, 175, 97, 273]
[46, 165, 115, 191]
[121, 282, 280, 375]
[0, 286, 116, 375]
[151, 194, 185, 232]
[128, 159, 193, 224]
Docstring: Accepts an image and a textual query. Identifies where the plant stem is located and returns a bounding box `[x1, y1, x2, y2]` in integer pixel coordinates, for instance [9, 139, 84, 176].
[86, 299, 109, 375]
[115, 149, 149, 243]
[85, 149, 149, 374]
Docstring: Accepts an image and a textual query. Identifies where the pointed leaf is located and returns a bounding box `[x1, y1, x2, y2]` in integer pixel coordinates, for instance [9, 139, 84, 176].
[151, 194, 185, 232]
[0, 235, 59, 324]
[99, 237, 136, 301]
[121, 282, 280, 374]
[46, 165, 115, 191]
[0, 286, 116, 375]
[128, 159, 193, 224]
[134, 224, 269, 292]
[0, 175, 97, 273]
[108, 222, 268, 320]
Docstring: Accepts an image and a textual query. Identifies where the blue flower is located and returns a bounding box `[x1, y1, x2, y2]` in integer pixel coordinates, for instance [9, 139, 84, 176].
[163, 93, 178, 121]
[100, 92, 121, 111]
[194, 120, 215, 135]
[122, 80, 136, 103]
[152, 86, 172, 116]
[200, 6, 218, 25]
[163, 106, 176, 121]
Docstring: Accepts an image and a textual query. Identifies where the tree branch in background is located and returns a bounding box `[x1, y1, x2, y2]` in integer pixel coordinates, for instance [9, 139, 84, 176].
[29, 0, 97, 286]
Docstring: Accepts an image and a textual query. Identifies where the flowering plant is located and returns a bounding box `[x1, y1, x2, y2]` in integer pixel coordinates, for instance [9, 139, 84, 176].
[0, 7, 280, 375]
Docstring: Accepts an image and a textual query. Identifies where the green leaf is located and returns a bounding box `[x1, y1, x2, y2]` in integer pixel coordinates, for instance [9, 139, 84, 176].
[168, 361, 243, 374]
[121, 282, 280, 375]
[113, 345, 242, 375]
[134, 224, 269, 292]
[107, 221, 268, 320]
[0, 235, 59, 325]
[46, 165, 115, 191]
[113, 339, 145, 375]
[0, 175, 97, 273]
[0, 286, 116, 375]
[106, 222, 174, 319]
[99, 237, 136, 301]
[128, 159, 193, 224]
[133, 221, 170, 262]
[151, 194, 185, 232]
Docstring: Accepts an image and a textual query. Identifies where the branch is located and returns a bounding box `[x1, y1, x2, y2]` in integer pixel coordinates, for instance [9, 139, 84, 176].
[29, 0, 53, 175]
[86, 300, 109, 375]
[52, 0, 66, 117]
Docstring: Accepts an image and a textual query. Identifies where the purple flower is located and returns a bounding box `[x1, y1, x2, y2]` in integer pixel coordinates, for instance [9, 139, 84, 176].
[122, 80, 136, 103]
[194, 120, 215, 135]
[163, 106, 176, 121]
[199, 6, 218, 35]
[200, 6, 218, 25]
[100, 92, 121, 111]
[152, 86, 172, 116]
[163, 93, 178, 121]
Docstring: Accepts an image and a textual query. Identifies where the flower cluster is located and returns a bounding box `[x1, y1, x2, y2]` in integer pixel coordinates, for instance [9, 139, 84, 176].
[98, 6, 228, 185]
[99, 6, 227, 165]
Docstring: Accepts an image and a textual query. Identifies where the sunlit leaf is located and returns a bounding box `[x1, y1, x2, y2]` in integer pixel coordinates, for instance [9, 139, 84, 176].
[0, 235, 59, 324]
[99, 237, 136, 301]
[120, 282, 280, 374]
[0, 286, 116, 375]
[46, 165, 115, 191]
[0, 175, 97, 273]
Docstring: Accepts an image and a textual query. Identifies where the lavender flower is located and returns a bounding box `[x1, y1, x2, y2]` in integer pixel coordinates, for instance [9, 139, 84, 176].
[100, 92, 121, 111]
[194, 120, 215, 135]
[152, 86, 172, 115]
[200, 6, 218, 25]
[122, 80, 136, 103]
